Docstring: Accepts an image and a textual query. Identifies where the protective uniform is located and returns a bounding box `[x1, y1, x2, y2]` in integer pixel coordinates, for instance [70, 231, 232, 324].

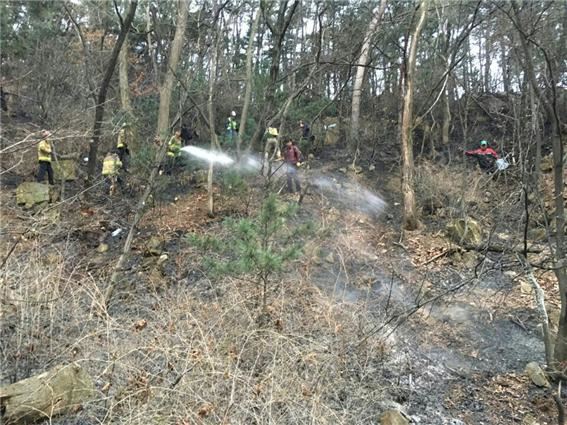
[37, 137, 54, 185]
[167, 135, 182, 158]
[116, 125, 133, 171]
[102, 153, 122, 195]
[102, 153, 122, 176]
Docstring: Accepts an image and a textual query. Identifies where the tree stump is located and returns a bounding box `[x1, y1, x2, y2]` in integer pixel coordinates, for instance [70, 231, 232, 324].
[0, 363, 95, 425]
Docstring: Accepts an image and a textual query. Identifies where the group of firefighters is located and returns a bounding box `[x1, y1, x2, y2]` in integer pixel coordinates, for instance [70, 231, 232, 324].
[35, 113, 501, 196]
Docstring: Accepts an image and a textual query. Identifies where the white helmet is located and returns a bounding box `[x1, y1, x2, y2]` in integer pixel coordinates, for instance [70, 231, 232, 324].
[231, 110, 236, 117]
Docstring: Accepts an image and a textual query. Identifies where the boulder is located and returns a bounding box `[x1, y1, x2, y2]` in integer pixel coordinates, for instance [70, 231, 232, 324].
[144, 236, 164, 256]
[323, 119, 339, 146]
[525, 362, 550, 388]
[53, 159, 77, 181]
[540, 155, 553, 173]
[446, 218, 483, 246]
[518, 278, 533, 295]
[16, 182, 50, 208]
[522, 414, 540, 425]
[193, 169, 208, 185]
[96, 243, 109, 253]
[0, 363, 95, 425]
[380, 410, 409, 425]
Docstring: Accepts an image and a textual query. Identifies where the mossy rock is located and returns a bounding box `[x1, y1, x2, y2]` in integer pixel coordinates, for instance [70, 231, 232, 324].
[53, 159, 77, 181]
[446, 218, 483, 246]
[16, 182, 50, 208]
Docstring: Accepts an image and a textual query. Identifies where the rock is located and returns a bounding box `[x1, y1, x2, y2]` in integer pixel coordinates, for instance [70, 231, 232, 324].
[462, 251, 478, 268]
[157, 254, 168, 265]
[540, 155, 553, 173]
[369, 164, 376, 171]
[0, 363, 95, 425]
[446, 218, 483, 246]
[546, 303, 560, 330]
[339, 167, 347, 173]
[16, 182, 50, 208]
[308, 153, 315, 160]
[193, 169, 208, 185]
[324, 252, 334, 264]
[518, 278, 533, 295]
[96, 243, 109, 253]
[528, 228, 547, 242]
[350, 165, 363, 174]
[522, 414, 540, 425]
[380, 410, 409, 425]
[53, 159, 77, 181]
[525, 362, 550, 387]
[144, 236, 164, 256]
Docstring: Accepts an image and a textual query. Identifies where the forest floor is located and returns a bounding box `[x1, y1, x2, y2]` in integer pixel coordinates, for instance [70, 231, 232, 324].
[0, 143, 563, 424]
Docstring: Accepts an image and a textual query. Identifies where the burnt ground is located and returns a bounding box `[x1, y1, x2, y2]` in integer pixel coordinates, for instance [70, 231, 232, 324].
[0, 148, 563, 425]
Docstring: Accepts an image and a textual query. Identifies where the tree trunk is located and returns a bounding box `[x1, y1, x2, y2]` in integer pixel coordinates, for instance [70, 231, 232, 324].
[512, 1, 567, 363]
[236, 6, 261, 158]
[118, 35, 132, 115]
[206, 2, 224, 217]
[400, 1, 427, 231]
[350, 0, 388, 150]
[0, 364, 95, 425]
[249, 0, 299, 152]
[156, 0, 188, 139]
[87, 0, 138, 181]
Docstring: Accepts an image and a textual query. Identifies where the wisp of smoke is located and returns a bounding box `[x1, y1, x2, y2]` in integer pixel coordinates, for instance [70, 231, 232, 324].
[181, 146, 235, 166]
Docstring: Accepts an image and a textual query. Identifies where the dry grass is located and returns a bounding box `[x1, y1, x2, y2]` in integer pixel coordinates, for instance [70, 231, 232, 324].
[1, 214, 390, 424]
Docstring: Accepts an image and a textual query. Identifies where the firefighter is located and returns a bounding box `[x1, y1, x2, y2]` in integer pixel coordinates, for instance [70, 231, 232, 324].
[116, 122, 133, 171]
[166, 130, 182, 174]
[465, 140, 499, 172]
[282, 138, 303, 193]
[102, 151, 122, 195]
[37, 129, 54, 185]
[225, 111, 238, 146]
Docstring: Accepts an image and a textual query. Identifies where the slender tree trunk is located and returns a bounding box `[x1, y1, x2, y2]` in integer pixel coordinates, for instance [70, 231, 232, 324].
[147, 2, 159, 84]
[103, 0, 189, 309]
[118, 38, 132, 115]
[156, 0, 188, 139]
[349, 0, 388, 151]
[87, 0, 138, 181]
[237, 6, 261, 158]
[207, 3, 223, 217]
[249, 0, 299, 151]
[400, 0, 427, 231]
[512, 1, 567, 363]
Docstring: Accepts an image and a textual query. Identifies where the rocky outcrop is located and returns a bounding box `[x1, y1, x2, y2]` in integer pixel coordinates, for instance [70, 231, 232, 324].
[446, 218, 483, 246]
[16, 182, 52, 208]
[53, 159, 77, 181]
[380, 410, 409, 425]
[0, 363, 95, 425]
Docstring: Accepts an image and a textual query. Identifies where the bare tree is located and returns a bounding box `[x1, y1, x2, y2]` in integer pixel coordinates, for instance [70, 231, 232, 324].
[156, 0, 189, 139]
[511, 0, 566, 363]
[400, 0, 427, 231]
[86, 0, 138, 181]
[236, 6, 261, 158]
[350, 0, 388, 157]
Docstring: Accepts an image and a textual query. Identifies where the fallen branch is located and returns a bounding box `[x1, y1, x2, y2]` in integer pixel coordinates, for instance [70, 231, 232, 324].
[463, 243, 542, 254]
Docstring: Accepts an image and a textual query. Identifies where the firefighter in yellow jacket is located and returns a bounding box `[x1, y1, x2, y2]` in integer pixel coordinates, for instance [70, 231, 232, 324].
[102, 151, 122, 195]
[116, 122, 132, 171]
[37, 129, 54, 185]
[165, 130, 182, 174]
